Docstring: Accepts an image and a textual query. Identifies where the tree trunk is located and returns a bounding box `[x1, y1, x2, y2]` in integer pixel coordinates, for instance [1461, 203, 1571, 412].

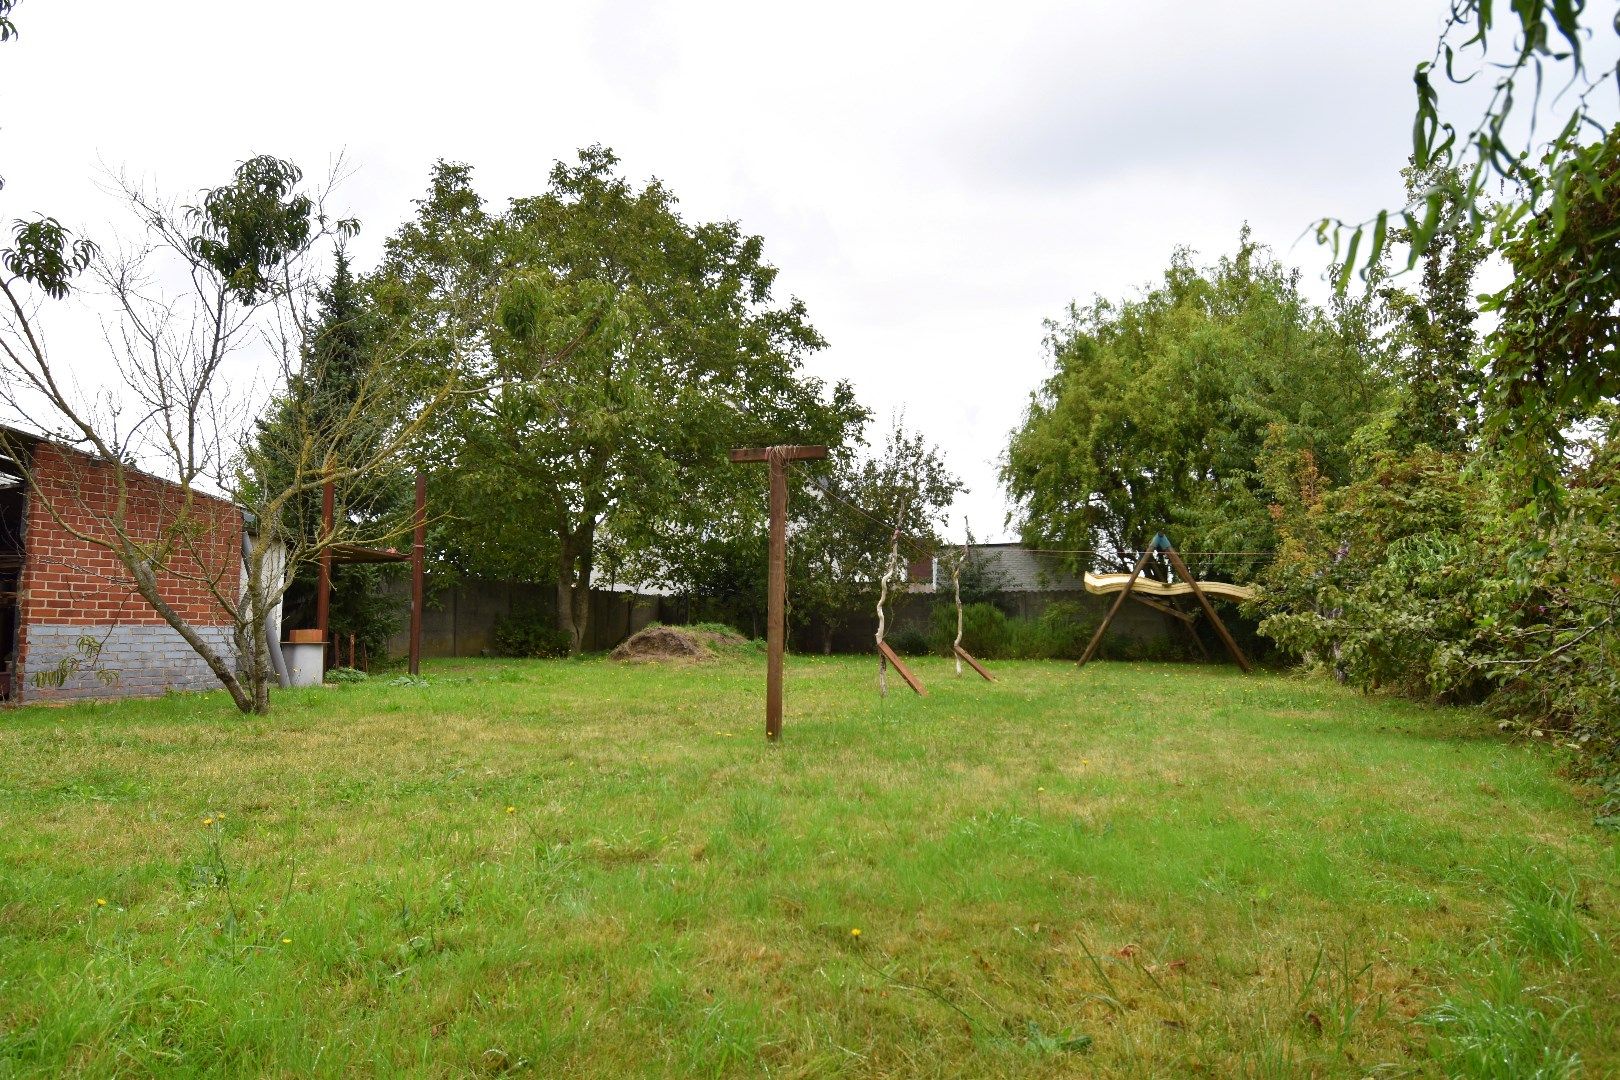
[128, 559, 256, 713]
[555, 522, 596, 655]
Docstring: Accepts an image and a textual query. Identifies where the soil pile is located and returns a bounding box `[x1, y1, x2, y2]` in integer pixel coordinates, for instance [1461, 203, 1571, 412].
[610, 625, 745, 663]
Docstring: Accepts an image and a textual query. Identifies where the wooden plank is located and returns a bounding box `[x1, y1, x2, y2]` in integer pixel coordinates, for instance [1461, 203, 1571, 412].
[952, 644, 995, 682]
[1078, 546, 1154, 667]
[877, 640, 927, 695]
[728, 445, 828, 464]
[1128, 592, 1196, 624]
[1162, 545, 1252, 673]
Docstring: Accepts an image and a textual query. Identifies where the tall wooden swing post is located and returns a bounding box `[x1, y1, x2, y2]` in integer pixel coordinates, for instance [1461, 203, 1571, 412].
[409, 471, 426, 677]
[729, 445, 828, 741]
[316, 480, 334, 672]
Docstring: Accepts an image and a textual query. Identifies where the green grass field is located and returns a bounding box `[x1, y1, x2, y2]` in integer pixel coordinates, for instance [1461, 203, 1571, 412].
[1, 654, 1615, 1077]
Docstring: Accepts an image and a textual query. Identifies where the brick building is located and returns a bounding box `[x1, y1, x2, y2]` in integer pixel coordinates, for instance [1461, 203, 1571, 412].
[1, 430, 242, 702]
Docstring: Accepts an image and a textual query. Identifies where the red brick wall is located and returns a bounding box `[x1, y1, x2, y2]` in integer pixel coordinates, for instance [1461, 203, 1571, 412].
[19, 443, 241, 629]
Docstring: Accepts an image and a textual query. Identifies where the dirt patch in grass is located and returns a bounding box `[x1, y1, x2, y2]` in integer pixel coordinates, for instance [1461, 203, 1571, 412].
[610, 624, 744, 663]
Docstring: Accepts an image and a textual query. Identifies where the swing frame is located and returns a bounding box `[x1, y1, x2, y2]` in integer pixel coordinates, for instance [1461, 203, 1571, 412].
[1077, 533, 1252, 673]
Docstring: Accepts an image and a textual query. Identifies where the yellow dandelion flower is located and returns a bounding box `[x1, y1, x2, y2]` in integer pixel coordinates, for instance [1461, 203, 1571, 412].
[96, 898, 107, 907]
[505, 806, 516, 814]
[850, 927, 861, 938]
[1037, 786, 1046, 793]
[282, 937, 292, 944]
[202, 817, 214, 827]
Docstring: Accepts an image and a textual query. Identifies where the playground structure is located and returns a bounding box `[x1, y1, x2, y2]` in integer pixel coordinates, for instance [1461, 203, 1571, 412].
[1078, 533, 1254, 672]
[874, 523, 927, 696]
[938, 536, 994, 682]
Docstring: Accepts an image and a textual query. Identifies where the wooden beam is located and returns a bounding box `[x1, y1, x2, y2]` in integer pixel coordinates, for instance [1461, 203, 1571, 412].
[1128, 592, 1196, 624]
[316, 480, 334, 671]
[1161, 545, 1252, 673]
[731, 444, 830, 741]
[877, 639, 927, 695]
[1078, 546, 1154, 667]
[409, 471, 426, 677]
[728, 445, 828, 464]
[952, 644, 995, 682]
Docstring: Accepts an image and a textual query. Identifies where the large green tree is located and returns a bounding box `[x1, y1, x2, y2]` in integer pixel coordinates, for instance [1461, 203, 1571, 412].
[1001, 233, 1390, 584]
[375, 147, 862, 652]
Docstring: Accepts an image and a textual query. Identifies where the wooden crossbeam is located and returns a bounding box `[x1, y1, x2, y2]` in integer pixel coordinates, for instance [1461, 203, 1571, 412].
[952, 644, 995, 682]
[877, 640, 927, 695]
[1128, 592, 1196, 624]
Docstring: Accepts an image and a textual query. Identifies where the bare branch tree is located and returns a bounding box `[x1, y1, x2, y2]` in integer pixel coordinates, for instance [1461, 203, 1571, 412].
[0, 155, 452, 713]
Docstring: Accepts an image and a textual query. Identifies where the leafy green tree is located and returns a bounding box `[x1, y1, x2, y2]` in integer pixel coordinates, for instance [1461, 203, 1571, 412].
[789, 415, 963, 652]
[1001, 232, 1390, 584]
[375, 147, 862, 652]
[1378, 163, 1488, 453]
[1320, 2, 1619, 488]
[1483, 127, 1620, 495]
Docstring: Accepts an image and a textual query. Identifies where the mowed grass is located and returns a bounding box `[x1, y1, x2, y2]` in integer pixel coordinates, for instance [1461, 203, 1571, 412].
[1, 655, 1616, 1078]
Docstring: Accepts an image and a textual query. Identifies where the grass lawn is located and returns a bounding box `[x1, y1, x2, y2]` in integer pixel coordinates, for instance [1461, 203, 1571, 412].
[1, 653, 1616, 1078]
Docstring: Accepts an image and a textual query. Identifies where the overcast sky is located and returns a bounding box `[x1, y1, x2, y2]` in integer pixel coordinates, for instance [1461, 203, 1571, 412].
[3, 0, 1457, 539]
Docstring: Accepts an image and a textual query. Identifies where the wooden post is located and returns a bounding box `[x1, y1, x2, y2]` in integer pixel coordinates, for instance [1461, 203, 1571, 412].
[953, 644, 995, 681]
[876, 640, 927, 695]
[729, 445, 828, 741]
[316, 480, 334, 672]
[1161, 544, 1252, 673]
[1077, 545, 1154, 667]
[409, 471, 425, 676]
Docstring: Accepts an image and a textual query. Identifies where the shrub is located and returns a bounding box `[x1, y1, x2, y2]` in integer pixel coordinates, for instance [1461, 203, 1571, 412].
[928, 602, 1008, 658]
[324, 666, 368, 684]
[1257, 434, 1620, 789]
[890, 626, 930, 657]
[491, 609, 573, 658]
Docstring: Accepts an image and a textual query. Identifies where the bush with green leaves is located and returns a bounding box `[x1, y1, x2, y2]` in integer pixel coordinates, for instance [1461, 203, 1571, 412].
[1257, 423, 1620, 785]
[491, 609, 574, 659]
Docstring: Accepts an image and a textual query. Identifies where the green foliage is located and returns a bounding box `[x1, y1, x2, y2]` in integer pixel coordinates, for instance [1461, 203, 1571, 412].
[1378, 162, 1487, 454]
[922, 600, 1161, 662]
[791, 415, 962, 643]
[323, 667, 369, 685]
[1322, 1, 1615, 286]
[928, 601, 1007, 658]
[1256, 417, 1620, 780]
[491, 608, 573, 659]
[2, 217, 96, 299]
[28, 635, 119, 691]
[186, 156, 356, 303]
[1483, 128, 1620, 496]
[1002, 231, 1388, 585]
[376, 148, 863, 653]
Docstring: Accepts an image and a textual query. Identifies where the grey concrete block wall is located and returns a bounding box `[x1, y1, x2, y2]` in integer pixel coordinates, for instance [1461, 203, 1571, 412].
[21, 623, 235, 702]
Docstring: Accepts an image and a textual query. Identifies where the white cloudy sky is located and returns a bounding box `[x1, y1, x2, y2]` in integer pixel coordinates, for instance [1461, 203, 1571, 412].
[3, 0, 1461, 538]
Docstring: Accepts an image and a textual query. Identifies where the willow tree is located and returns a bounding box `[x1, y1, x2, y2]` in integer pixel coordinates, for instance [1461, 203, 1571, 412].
[376, 147, 859, 652]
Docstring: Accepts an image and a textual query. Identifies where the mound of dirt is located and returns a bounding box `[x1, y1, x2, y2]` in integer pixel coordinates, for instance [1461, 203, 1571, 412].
[610, 625, 745, 663]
